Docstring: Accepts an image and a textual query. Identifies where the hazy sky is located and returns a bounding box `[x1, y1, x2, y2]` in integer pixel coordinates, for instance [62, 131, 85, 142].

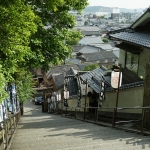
[88, 0, 150, 9]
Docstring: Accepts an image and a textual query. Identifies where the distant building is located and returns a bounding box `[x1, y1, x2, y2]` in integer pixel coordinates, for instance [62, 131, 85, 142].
[95, 12, 111, 19]
[111, 7, 120, 19]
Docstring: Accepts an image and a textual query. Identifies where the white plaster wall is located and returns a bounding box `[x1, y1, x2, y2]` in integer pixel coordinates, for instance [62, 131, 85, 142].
[102, 87, 144, 114]
[65, 96, 90, 112]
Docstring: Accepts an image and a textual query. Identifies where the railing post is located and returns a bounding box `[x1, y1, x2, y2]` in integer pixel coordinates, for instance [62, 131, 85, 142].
[112, 108, 116, 127]
[141, 108, 145, 134]
[84, 108, 86, 121]
[4, 120, 8, 149]
[65, 107, 67, 116]
[10, 117, 13, 138]
[95, 108, 98, 122]
[75, 108, 77, 118]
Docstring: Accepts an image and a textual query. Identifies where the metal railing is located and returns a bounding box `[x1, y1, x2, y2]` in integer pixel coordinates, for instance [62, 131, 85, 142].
[49, 103, 150, 136]
[0, 111, 21, 150]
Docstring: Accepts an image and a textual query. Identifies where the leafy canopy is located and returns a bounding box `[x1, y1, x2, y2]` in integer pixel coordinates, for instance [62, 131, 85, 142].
[0, 0, 88, 103]
[24, 0, 88, 70]
[83, 63, 99, 71]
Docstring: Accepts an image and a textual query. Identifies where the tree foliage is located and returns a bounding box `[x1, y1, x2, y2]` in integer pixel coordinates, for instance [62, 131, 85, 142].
[24, 0, 88, 70]
[0, 0, 39, 80]
[102, 38, 109, 43]
[83, 63, 99, 71]
[15, 70, 35, 102]
[0, 0, 88, 103]
[0, 65, 8, 103]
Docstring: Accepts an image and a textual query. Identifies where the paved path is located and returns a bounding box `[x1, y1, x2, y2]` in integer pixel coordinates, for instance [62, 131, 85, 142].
[10, 102, 150, 150]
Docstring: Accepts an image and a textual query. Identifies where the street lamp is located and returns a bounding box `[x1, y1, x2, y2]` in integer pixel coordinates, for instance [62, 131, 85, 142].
[111, 68, 122, 89]
[48, 98, 50, 113]
[51, 93, 57, 113]
[111, 65, 122, 126]
[64, 90, 69, 107]
[56, 93, 61, 109]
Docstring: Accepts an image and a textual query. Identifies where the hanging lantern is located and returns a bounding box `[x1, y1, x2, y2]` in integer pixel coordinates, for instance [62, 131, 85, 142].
[56, 94, 61, 101]
[48, 98, 50, 103]
[64, 91, 69, 99]
[51, 96, 55, 102]
[111, 69, 122, 89]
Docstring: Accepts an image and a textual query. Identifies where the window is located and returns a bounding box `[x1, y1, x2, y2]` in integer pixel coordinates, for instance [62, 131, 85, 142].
[125, 52, 139, 74]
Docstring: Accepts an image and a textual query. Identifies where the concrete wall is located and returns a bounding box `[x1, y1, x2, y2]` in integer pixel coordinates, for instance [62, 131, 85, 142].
[65, 96, 90, 112]
[101, 86, 144, 114]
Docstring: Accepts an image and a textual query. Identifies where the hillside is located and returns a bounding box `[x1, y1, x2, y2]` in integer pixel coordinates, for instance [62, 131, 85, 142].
[84, 6, 145, 13]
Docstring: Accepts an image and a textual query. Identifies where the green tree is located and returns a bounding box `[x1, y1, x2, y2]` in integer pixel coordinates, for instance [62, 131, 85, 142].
[24, 0, 88, 70]
[83, 63, 99, 71]
[84, 21, 88, 26]
[121, 20, 124, 24]
[102, 38, 109, 43]
[0, 1, 39, 103]
[15, 70, 35, 102]
[0, 65, 8, 103]
[0, 0, 39, 81]
[0, 0, 88, 104]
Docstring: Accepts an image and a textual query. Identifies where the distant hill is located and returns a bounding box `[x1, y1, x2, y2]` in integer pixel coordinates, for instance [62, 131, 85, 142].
[84, 6, 145, 13]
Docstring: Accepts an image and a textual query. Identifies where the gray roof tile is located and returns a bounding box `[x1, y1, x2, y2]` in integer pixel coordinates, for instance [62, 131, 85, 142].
[46, 64, 80, 79]
[53, 68, 78, 91]
[76, 51, 117, 62]
[80, 67, 143, 93]
[110, 31, 150, 48]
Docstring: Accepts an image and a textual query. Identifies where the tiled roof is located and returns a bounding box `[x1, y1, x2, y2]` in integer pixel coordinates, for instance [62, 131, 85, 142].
[77, 63, 92, 71]
[65, 77, 78, 98]
[80, 67, 107, 93]
[53, 68, 78, 91]
[46, 64, 80, 79]
[76, 51, 117, 62]
[66, 58, 80, 64]
[82, 31, 101, 36]
[74, 26, 100, 32]
[80, 66, 144, 93]
[79, 45, 100, 53]
[79, 36, 104, 45]
[110, 30, 150, 49]
[73, 46, 84, 52]
[89, 44, 113, 50]
[53, 74, 64, 90]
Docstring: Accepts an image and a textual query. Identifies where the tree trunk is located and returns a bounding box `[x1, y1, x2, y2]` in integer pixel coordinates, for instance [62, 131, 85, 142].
[20, 102, 24, 115]
[142, 63, 150, 127]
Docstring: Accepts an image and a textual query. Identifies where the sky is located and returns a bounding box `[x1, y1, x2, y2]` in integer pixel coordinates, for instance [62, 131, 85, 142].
[88, 0, 150, 9]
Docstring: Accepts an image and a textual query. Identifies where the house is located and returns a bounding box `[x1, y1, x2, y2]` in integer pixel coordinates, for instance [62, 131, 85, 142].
[109, 7, 150, 78]
[79, 66, 144, 119]
[79, 36, 104, 46]
[74, 26, 101, 36]
[76, 51, 117, 67]
[65, 7, 150, 120]
[85, 7, 150, 119]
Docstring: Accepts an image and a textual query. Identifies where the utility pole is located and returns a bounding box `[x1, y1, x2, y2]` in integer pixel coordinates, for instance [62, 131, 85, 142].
[142, 63, 150, 127]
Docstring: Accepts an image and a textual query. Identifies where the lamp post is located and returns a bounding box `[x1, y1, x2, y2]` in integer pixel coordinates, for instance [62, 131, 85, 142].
[111, 65, 122, 127]
[48, 97, 51, 113]
[64, 90, 69, 116]
[56, 93, 61, 113]
[64, 90, 69, 106]
[51, 93, 56, 113]
[84, 79, 88, 121]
